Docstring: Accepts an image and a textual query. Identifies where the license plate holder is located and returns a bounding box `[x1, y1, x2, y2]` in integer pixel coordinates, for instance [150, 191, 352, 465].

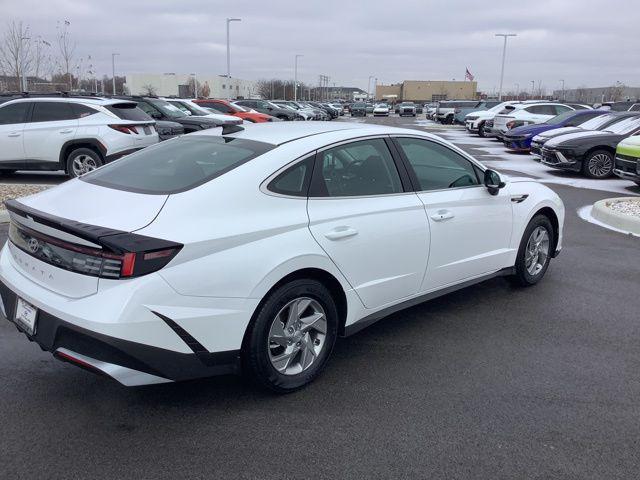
[15, 297, 38, 336]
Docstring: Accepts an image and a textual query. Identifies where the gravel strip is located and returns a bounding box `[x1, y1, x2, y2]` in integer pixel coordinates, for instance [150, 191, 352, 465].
[609, 199, 640, 218]
[0, 184, 51, 210]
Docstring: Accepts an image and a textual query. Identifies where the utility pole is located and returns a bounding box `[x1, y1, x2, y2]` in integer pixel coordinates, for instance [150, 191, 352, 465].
[515, 83, 519, 100]
[560, 79, 565, 101]
[226, 18, 241, 100]
[495, 33, 517, 101]
[111, 53, 119, 95]
[531, 80, 535, 97]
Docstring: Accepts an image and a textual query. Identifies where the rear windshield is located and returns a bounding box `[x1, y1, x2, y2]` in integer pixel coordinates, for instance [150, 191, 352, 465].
[105, 103, 152, 121]
[604, 117, 640, 135]
[81, 136, 274, 194]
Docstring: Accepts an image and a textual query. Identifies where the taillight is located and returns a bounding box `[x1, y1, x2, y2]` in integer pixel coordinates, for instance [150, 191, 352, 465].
[8, 222, 182, 279]
[108, 124, 139, 134]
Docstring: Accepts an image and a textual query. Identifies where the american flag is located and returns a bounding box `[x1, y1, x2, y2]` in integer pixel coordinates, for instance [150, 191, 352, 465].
[465, 68, 474, 82]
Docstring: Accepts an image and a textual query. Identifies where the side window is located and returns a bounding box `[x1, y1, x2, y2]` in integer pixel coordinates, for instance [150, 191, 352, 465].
[395, 137, 480, 191]
[137, 101, 159, 117]
[210, 102, 232, 114]
[0, 102, 30, 125]
[268, 156, 314, 197]
[630, 104, 640, 112]
[314, 138, 403, 197]
[31, 102, 75, 122]
[553, 105, 571, 114]
[71, 103, 98, 119]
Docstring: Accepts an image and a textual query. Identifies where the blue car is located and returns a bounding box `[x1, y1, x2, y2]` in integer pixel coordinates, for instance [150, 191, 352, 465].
[502, 109, 604, 152]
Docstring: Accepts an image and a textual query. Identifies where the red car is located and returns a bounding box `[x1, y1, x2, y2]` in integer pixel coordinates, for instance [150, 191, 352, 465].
[194, 99, 275, 123]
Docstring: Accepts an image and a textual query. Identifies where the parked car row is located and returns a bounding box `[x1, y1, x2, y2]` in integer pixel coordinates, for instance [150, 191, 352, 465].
[462, 100, 640, 183]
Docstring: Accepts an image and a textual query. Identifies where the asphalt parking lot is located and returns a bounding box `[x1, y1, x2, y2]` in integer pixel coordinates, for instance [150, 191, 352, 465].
[1, 116, 639, 480]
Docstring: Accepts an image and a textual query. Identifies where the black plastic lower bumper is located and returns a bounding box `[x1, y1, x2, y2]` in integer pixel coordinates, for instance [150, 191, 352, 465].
[0, 279, 240, 383]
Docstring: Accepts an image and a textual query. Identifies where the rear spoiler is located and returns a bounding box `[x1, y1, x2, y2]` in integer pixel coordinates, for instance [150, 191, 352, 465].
[4, 199, 181, 255]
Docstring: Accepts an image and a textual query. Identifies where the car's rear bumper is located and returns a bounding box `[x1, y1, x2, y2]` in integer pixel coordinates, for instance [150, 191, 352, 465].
[0, 278, 241, 385]
[0, 242, 250, 386]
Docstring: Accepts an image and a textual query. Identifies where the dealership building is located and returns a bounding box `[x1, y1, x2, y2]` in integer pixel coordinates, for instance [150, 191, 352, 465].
[375, 80, 478, 102]
[124, 73, 258, 98]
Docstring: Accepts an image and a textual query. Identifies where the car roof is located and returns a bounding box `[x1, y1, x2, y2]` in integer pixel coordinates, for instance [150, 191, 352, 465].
[0, 96, 136, 107]
[188, 121, 430, 146]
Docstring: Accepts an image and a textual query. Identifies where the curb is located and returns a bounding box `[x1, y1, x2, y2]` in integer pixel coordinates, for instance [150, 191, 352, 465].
[0, 210, 8, 224]
[591, 197, 640, 236]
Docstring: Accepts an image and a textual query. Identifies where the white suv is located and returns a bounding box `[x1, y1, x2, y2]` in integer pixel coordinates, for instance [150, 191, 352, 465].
[465, 101, 520, 137]
[492, 103, 577, 139]
[0, 96, 159, 178]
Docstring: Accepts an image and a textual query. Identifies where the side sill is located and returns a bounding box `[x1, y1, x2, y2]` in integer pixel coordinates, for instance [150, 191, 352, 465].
[343, 267, 515, 337]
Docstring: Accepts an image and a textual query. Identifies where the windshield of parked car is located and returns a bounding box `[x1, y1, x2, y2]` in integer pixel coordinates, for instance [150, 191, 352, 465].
[544, 111, 580, 125]
[81, 136, 275, 194]
[604, 116, 640, 134]
[149, 99, 187, 118]
[489, 103, 516, 113]
[180, 102, 214, 116]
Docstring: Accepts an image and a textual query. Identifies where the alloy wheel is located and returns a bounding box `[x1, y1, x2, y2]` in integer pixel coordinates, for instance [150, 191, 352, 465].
[525, 226, 550, 276]
[71, 154, 99, 177]
[587, 153, 613, 177]
[267, 297, 327, 376]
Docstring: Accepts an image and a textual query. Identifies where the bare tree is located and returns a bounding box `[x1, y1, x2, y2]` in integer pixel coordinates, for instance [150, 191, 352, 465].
[141, 83, 157, 96]
[56, 20, 75, 91]
[200, 81, 211, 98]
[0, 20, 32, 91]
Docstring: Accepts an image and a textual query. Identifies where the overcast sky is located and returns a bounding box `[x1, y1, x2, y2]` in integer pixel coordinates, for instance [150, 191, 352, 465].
[4, 0, 639, 94]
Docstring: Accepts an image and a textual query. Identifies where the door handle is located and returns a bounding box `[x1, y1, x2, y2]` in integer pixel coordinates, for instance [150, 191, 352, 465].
[430, 210, 454, 222]
[324, 226, 358, 240]
[59, 129, 74, 134]
[7, 132, 20, 137]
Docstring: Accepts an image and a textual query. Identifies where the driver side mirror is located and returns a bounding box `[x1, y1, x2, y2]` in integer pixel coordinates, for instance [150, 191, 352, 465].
[484, 169, 506, 196]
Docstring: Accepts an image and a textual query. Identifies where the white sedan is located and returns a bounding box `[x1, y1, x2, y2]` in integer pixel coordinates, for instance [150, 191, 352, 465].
[0, 122, 564, 392]
[373, 104, 390, 116]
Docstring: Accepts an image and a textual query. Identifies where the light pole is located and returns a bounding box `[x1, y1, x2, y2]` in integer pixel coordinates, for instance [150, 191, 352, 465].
[226, 18, 241, 100]
[367, 76, 374, 100]
[495, 33, 516, 101]
[560, 79, 565, 101]
[111, 53, 119, 95]
[19, 36, 30, 91]
[294, 54, 303, 101]
[531, 80, 535, 97]
[515, 83, 519, 100]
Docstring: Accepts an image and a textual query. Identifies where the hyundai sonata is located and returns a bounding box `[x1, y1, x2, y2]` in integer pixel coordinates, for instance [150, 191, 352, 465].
[0, 122, 564, 392]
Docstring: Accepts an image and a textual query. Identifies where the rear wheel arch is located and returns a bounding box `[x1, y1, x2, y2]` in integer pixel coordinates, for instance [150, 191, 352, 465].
[242, 268, 348, 353]
[60, 140, 105, 171]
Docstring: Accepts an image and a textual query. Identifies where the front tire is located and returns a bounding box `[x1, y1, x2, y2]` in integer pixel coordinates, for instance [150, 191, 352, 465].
[582, 150, 614, 178]
[244, 279, 338, 393]
[478, 122, 486, 137]
[513, 215, 554, 286]
[66, 147, 103, 178]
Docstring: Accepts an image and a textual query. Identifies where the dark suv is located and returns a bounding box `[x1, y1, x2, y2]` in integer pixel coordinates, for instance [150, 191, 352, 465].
[234, 100, 303, 121]
[115, 96, 222, 133]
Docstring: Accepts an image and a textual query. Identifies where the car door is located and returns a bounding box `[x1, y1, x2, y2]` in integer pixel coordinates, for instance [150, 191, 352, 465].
[23, 101, 78, 164]
[0, 101, 30, 165]
[392, 136, 513, 291]
[307, 137, 430, 309]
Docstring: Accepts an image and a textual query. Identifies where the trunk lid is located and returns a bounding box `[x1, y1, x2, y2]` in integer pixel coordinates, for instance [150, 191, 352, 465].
[5, 181, 168, 298]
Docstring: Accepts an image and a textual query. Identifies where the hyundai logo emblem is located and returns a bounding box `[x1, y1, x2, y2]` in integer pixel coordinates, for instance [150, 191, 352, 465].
[27, 238, 40, 254]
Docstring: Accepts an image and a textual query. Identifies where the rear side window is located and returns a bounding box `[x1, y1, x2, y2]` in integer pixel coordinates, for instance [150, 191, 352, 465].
[0, 102, 30, 125]
[31, 102, 75, 122]
[267, 156, 314, 197]
[203, 102, 232, 114]
[312, 138, 403, 197]
[71, 103, 98, 118]
[105, 103, 152, 121]
[82, 136, 274, 194]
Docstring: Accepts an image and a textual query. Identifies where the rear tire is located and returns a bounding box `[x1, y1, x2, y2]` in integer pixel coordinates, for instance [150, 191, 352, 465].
[513, 215, 554, 286]
[243, 279, 338, 393]
[582, 150, 614, 178]
[66, 148, 103, 178]
[478, 122, 486, 137]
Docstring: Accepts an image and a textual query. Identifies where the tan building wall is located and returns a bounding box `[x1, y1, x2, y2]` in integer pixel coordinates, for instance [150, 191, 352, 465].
[376, 80, 477, 102]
